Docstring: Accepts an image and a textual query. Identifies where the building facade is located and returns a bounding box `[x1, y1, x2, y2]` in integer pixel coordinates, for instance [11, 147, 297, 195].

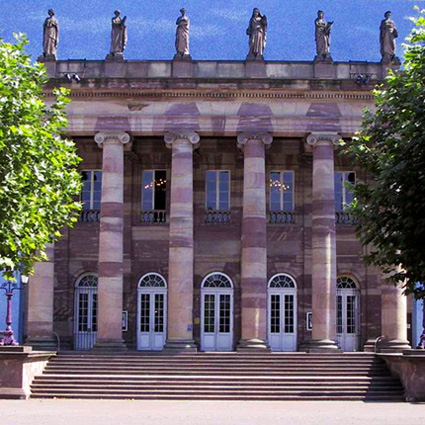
[24, 59, 411, 352]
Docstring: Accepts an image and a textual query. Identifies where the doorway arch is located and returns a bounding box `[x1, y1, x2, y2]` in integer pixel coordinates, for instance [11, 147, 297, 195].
[267, 273, 297, 351]
[200, 272, 234, 351]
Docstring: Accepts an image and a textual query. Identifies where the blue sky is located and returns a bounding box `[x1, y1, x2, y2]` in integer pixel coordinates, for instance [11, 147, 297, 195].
[0, 1, 421, 62]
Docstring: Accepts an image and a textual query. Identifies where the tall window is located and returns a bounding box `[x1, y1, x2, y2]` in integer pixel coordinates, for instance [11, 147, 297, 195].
[270, 171, 294, 212]
[205, 171, 230, 211]
[81, 171, 102, 211]
[142, 170, 167, 211]
[334, 172, 355, 211]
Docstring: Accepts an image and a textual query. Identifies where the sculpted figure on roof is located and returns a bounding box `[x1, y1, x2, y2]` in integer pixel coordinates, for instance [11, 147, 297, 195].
[175, 8, 191, 59]
[246, 8, 267, 60]
[314, 10, 333, 61]
[380, 11, 398, 62]
[108, 10, 127, 60]
[41, 9, 59, 60]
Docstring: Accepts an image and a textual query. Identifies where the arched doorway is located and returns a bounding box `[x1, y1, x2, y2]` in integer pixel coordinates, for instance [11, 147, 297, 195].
[74, 274, 98, 350]
[337, 276, 361, 351]
[137, 273, 167, 351]
[200, 272, 234, 351]
[267, 273, 297, 351]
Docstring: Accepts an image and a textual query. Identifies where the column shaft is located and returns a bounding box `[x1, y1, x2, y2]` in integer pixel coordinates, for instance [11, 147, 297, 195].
[93, 132, 129, 351]
[25, 243, 57, 350]
[164, 132, 199, 351]
[237, 133, 272, 351]
[380, 283, 410, 352]
[305, 133, 340, 351]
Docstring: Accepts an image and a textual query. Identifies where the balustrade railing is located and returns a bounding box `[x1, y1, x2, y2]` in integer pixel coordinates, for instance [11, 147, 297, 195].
[79, 210, 100, 223]
[205, 210, 231, 224]
[141, 210, 167, 224]
[335, 211, 356, 225]
[269, 211, 296, 224]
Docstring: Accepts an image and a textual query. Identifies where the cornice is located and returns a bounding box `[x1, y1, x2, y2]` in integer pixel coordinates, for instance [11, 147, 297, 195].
[44, 89, 375, 101]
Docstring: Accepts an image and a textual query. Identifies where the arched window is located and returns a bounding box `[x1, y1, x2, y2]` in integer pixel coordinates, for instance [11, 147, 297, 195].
[76, 274, 98, 288]
[337, 276, 358, 289]
[138, 273, 167, 288]
[201, 273, 233, 289]
[268, 273, 297, 289]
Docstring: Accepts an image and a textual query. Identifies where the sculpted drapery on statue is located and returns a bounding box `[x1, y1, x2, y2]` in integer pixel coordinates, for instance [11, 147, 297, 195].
[246, 8, 267, 60]
[175, 8, 191, 59]
[380, 11, 399, 62]
[314, 10, 333, 61]
[108, 10, 127, 60]
[41, 9, 59, 60]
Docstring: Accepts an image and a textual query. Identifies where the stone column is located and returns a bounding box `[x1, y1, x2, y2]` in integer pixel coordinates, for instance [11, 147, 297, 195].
[237, 132, 272, 351]
[25, 243, 57, 350]
[380, 283, 410, 352]
[164, 131, 200, 352]
[93, 131, 130, 351]
[304, 132, 340, 351]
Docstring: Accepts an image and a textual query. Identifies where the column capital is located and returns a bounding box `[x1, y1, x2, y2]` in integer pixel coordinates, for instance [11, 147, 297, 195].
[94, 132, 131, 148]
[306, 132, 342, 147]
[237, 132, 273, 150]
[164, 131, 200, 149]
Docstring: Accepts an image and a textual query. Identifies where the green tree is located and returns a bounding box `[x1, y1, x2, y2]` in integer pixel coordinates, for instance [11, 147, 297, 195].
[344, 9, 425, 299]
[0, 34, 81, 280]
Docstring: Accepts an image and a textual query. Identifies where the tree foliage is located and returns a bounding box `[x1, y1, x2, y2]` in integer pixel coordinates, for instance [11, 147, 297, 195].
[0, 34, 81, 280]
[344, 9, 425, 299]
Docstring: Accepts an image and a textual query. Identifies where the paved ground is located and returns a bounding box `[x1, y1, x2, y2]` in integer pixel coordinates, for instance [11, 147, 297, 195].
[1, 400, 424, 425]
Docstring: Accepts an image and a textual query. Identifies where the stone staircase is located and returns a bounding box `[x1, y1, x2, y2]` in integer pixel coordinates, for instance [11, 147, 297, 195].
[30, 352, 405, 401]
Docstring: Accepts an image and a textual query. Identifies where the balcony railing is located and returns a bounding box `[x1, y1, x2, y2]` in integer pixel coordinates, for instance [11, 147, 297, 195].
[269, 211, 296, 224]
[79, 210, 100, 223]
[205, 210, 231, 224]
[335, 211, 356, 225]
[141, 210, 167, 224]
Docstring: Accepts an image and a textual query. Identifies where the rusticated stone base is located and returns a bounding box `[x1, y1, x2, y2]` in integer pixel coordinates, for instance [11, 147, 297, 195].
[300, 339, 341, 353]
[25, 337, 58, 351]
[92, 339, 127, 352]
[237, 338, 271, 352]
[377, 338, 411, 353]
[163, 339, 197, 353]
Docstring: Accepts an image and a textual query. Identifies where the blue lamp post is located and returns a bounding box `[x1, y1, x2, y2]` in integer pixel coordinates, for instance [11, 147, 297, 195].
[0, 273, 28, 346]
[417, 299, 425, 349]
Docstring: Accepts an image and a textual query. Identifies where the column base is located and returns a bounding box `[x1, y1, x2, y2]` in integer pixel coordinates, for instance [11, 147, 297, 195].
[92, 339, 127, 352]
[377, 338, 411, 353]
[24, 337, 58, 351]
[300, 339, 341, 353]
[163, 339, 197, 353]
[237, 339, 271, 352]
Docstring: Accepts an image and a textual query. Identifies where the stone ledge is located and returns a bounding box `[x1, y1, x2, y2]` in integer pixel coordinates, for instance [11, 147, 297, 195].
[0, 347, 56, 399]
[379, 352, 425, 402]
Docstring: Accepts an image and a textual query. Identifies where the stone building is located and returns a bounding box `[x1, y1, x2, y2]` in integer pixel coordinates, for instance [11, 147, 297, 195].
[25, 58, 411, 353]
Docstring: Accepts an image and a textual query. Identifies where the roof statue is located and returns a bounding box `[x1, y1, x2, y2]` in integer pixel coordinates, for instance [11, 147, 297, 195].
[107, 10, 127, 61]
[175, 8, 191, 60]
[314, 10, 333, 62]
[380, 11, 399, 63]
[39, 9, 59, 61]
[246, 8, 267, 60]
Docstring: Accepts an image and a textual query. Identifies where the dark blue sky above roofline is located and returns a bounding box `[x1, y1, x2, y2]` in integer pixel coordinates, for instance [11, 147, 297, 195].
[0, 1, 421, 62]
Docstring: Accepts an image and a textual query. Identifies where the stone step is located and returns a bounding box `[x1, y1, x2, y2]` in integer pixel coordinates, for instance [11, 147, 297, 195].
[30, 353, 404, 401]
[33, 375, 399, 383]
[30, 391, 405, 401]
[30, 383, 403, 391]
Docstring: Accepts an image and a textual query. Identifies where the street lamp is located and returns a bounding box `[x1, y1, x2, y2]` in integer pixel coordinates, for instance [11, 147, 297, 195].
[417, 299, 425, 349]
[0, 273, 28, 346]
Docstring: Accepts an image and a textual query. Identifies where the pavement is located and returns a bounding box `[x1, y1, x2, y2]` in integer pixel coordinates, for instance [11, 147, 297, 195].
[1, 400, 424, 425]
